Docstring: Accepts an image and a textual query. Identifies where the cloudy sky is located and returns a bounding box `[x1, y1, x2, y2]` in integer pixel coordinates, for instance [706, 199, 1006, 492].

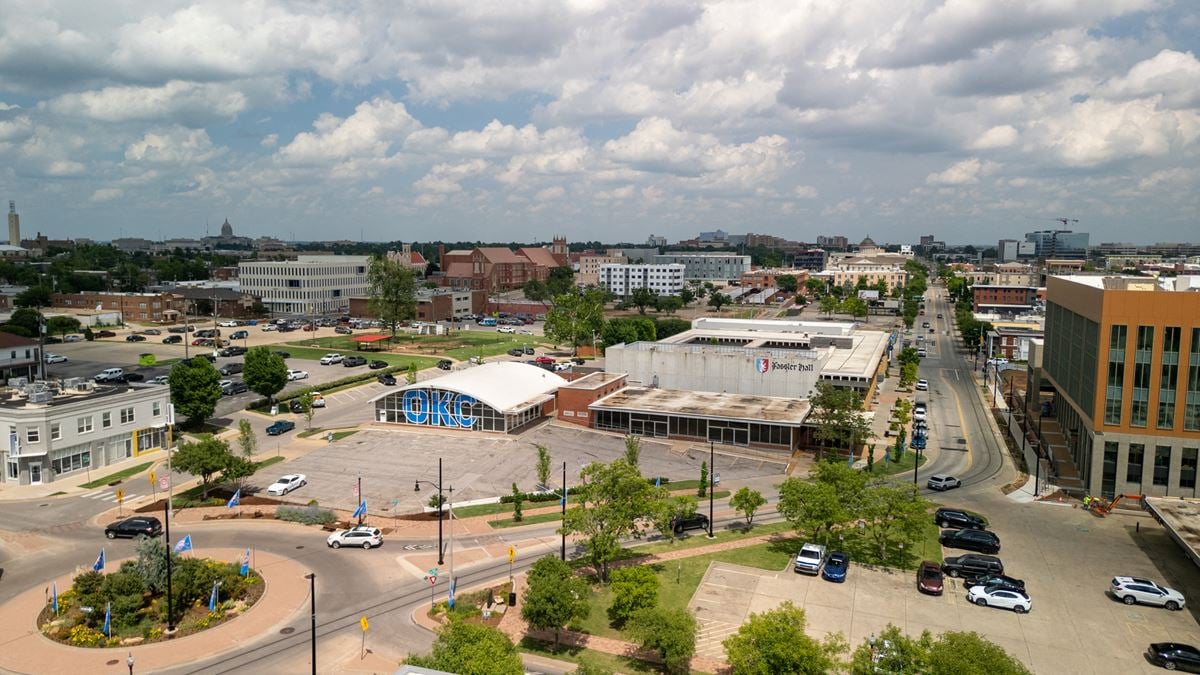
[1, 1, 1197, 245]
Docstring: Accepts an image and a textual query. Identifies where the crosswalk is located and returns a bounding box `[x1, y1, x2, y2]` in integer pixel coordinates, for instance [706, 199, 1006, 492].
[81, 489, 139, 502]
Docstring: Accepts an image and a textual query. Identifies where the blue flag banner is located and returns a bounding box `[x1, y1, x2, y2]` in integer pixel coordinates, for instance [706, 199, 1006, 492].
[92, 548, 105, 572]
[51, 582, 58, 615]
[103, 602, 111, 637]
[352, 501, 366, 519]
[654, 476, 661, 488]
[561, 485, 568, 506]
[448, 576, 456, 609]
[227, 489, 241, 509]
[174, 534, 192, 554]
[208, 580, 219, 612]
[240, 548, 250, 577]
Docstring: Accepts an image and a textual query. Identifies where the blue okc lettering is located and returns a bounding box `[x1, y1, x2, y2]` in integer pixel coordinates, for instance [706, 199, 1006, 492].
[431, 390, 453, 426]
[455, 395, 477, 427]
[403, 390, 429, 424]
[401, 390, 479, 428]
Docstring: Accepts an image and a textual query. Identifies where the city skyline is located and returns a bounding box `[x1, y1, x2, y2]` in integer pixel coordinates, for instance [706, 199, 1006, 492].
[0, 2, 1198, 243]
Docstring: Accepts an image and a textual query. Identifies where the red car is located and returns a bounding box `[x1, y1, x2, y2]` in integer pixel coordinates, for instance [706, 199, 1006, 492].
[535, 355, 554, 365]
[917, 560, 944, 595]
[303, 324, 317, 331]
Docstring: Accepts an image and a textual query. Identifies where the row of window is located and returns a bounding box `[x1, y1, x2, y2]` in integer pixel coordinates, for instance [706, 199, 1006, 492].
[15, 403, 160, 445]
[241, 265, 367, 277]
[1105, 325, 1200, 431]
[1104, 441, 1199, 490]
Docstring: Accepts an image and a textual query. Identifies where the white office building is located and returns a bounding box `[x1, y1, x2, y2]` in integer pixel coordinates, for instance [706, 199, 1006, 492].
[652, 253, 751, 281]
[239, 255, 370, 315]
[598, 264, 686, 297]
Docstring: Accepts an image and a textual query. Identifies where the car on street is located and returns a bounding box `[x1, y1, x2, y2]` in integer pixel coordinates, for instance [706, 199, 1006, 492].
[915, 378, 928, 391]
[934, 507, 987, 529]
[437, 359, 453, 370]
[343, 355, 367, 367]
[287, 369, 308, 380]
[917, 560, 944, 595]
[822, 551, 849, 582]
[936, 313, 943, 318]
[64, 334, 82, 342]
[149, 375, 169, 385]
[167, 326, 188, 333]
[104, 516, 163, 539]
[1110, 576, 1187, 611]
[671, 513, 709, 535]
[966, 573, 1026, 592]
[941, 554, 1003, 578]
[192, 338, 212, 346]
[497, 326, 515, 333]
[310, 392, 325, 407]
[126, 334, 146, 342]
[266, 420, 295, 436]
[535, 355, 554, 365]
[319, 353, 343, 365]
[327, 525, 383, 549]
[44, 353, 67, 363]
[96, 330, 117, 338]
[266, 474, 307, 496]
[229, 330, 248, 340]
[369, 360, 388, 370]
[968, 586, 1031, 613]
[95, 368, 124, 383]
[335, 326, 352, 334]
[794, 543, 828, 575]
[1146, 643, 1200, 672]
[261, 324, 277, 331]
[927, 474, 962, 491]
[377, 373, 396, 385]
[219, 362, 244, 376]
[275, 351, 290, 359]
[940, 528, 1000, 554]
[524, 346, 536, 355]
[162, 335, 182, 344]
[507, 348, 525, 356]
[142, 328, 161, 335]
[120, 373, 144, 382]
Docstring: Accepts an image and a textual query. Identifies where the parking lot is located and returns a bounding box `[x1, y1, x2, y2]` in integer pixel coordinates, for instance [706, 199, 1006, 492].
[688, 497, 1200, 674]
[259, 423, 788, 514]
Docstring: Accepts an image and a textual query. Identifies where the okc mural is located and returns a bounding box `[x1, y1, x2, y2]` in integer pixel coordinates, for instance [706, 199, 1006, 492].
[401, 390, 479, 428]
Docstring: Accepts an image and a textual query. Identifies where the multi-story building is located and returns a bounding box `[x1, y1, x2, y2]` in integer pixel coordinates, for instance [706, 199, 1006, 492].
[578, 254, 627, 286]
[51, 291, 186, 323]
[792, 249, 828, 271]
[998, 239, 1037, 261]
[817, 235, 849, 250]
[238, 255, 369, 315]
[386, 244, 428, 276]
[598, 264, 685, 297]
[1025, 230, 1089, 260]
[0, 333, 41, 382]
[439, 244, 564, 294]
[1040, 275, 1200, 499]
[1, 379, 172, 485]
[610, 248, 659, 264]
[652, 253, 750, 281]
[814, 251, 909, 292]
[972, 285, 1040, 316]
[739, 268, 808, 289]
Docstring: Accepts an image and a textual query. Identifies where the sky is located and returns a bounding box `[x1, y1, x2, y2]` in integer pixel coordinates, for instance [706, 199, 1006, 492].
[0, 1, 1198, 245]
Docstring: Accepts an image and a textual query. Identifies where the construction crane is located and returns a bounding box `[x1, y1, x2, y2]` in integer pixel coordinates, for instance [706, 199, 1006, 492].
[1052, 217, 1079, 227]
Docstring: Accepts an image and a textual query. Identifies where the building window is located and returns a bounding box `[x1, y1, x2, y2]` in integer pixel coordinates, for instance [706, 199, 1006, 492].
[1186, 328, 1200, 431]
[153, 401, 162, 417]
[1102, 441, 1119, 498]
[102, 412, 111, 429]
[78, 416, 93, 434]
[1130, 326, 1153, 427]
[1126, 443, 1144, 484]
[1159, 327, 1181, 429]
[51, 447, 91, 476]
[1182, 448, 1198, 490]
[1154, 446, 1172, 487]
[50, 422, 61, 441]
[26, 427, 39, 443]
[1104, 325, 1126, 425]
[6, 461, 16, 479]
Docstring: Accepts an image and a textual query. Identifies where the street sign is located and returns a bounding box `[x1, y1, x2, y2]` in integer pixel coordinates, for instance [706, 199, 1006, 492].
[148, 471, 156, 485]
[507, 546, 516, 564]
[425, 575, 437, 586]
[159, 476, 169, 491]
[115, 489, 125, 504]
[359, 616, 369, 632]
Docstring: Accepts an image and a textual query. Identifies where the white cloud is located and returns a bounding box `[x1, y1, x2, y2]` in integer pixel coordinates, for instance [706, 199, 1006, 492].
[969, 125, 1018, 150]
[277, 98, 421, 166]
[794, 184, 818, 199]
[534, 185, 566, 201]
[260, 133, 278, 148]
[90, 188, 123, 202]
[1101, 49, 1200, 109]
[125, 128, 224, 164]
[925, 158, 1000, 186]
[48, 80, 251, 125]
[1028, 98, 1200, 167]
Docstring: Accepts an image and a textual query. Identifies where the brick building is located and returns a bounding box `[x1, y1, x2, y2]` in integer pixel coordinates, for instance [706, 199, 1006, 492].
[971, 285, 1039, 315]
[439, 241, 566, 293]
[739, 268, 809, 289]
[51, 292, 186, 323]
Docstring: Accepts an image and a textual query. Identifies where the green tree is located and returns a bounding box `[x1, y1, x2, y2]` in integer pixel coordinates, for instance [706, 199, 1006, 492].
[47, 315, 81, 337]
[657, 295, 684, 314]
[648, 493, 696, 542]
[608, 565, 659, 627]
[723, 601, 846, 675]
[848, 625, 1030, 675]
[405, 619, 524, 675]
[3, 307, 42, 336]
[860, 484, 932, 566]
[545, 266, 576, 297]
[14, 285, 52, 308]
[808, 382, 872, 458]
[544, 288, 607, 352]
[805, 278, 827, 296]
[679, 286, 695, 306]
[534, 443, 552, 488]
[83, 326, 95, 341]
[730, 487, 766, 527]
[897, 346, 920, 368]
[623, 434, 641, 467]
[630, 287, 658, 314]
[405, 362, 418, 385]
[698, 460, 708, 497]
[777, 275, 799, 293]
[221, 453, 257, 487]
[901, 362, 919, 387]
[520, 555, 591, 644]
[627, 607, 698, 674]
[819, 294, 839, 317]
[172, 436, 235, 498]
[168, 356, 222, 429]
[243, 346, 288, 402]
[129, 536, 182, 594]
[367, 255, 417, 340]
[297, 392, 315, 429]
[523, 278, 548, 302]
[511, 482, 524, 522]
[707, 292, 732, 312]
[236, 418, 257, 459]
[103, 569, 148, 628]
[840, 296, 869, 319]
[776, 479, 844, 544]
[561, 459, 657, 581]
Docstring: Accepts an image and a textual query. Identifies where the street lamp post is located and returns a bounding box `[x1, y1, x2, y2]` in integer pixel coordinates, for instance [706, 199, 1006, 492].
[707, 441, 715, 539]
[560, 461, 567, 561]
[305, 573, 316, 675]
[163, 500, 174, 633]
[414, 456, 446, 565]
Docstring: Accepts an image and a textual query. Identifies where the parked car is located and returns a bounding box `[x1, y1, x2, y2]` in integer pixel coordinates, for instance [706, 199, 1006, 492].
[794, 543, 828, 575]
[917, 560, 944, 595]
[168, 326, 188, 333]
[229, 330, 248, 340]
[915, 378, 928, 391]
[95, 368, 124, 383]
[377, 373, 396, 386]
[163, 335, 182, 344]
[218, 320, 240, 327]
[290, 399, 306, 413]
[369, 360, 388, 370]
[64, 334, 82, 342]
[219, 346, 247, 357]
[126, 334, 146, 342]
[266, 420, 295, 436]
[967, 585, 1030, 613]
[941, 554, 1003, 578]
[497, 326, 515, 333]
[104, 516, 163, 539]
[149, 375, 169, 385]
[437, 359, 453, 370]
[553, 362, 572, 372]
[1146, 643, 1200, 672]
[319, 353, 343, 365]
[335, 326, 352, 334]
[507, 348, 525, 356]
[219, 362, 244, 376]
[142, 328, 161, 335]
[287, 369, 309, 381]
[671, 513, 709, 535]
[927, 474, 962, 491]
[343, 355, 367, 367]
[326, 525, 383, 549]
[266, 474, 307, 496]
[1110, 576, 1186, 611]
[44, 353, 67, 364]
[934, 507, 987, 530]
[274, 351, 290, 359]
[261, 323, 278, 331]
[44, 336, 62, 344]
[535, 355, 554, 365]
[97, 330, 117, 338]
[524, 346, 535, 355]
[966, 573, 1026, 593]
[221, 380, 248, 396]
[940, 529, 1000, 554]
[303, 323, 317, 331]
[822, 551, 849, 582]
[310, 393, 325, 407]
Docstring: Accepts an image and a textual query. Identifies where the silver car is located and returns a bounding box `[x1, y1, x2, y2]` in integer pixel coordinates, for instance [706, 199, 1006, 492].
[1111, 576, 1186, 610]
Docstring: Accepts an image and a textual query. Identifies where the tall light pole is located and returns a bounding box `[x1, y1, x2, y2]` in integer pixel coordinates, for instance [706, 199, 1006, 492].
[414, 456, 446, 565]
[305, 573, 316, 675]
[163, 499, 174, 633]
[560, 461, 567, 561]
[707, 441, 715, 539]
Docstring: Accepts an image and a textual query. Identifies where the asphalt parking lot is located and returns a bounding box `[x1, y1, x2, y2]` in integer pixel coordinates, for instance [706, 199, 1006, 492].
[261, 423, 788, 514]
[688, 499, 1200, 674]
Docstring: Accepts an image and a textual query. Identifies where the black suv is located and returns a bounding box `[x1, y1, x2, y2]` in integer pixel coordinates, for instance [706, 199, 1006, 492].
[219, 346, 247, 357]
[343, 355, 367, 367]
[437, 359, 453, 370]
[964, 573, 1025, 592]
[105, 516, 163, 539]
[940, 529, 1000, 554]
[219, 362, 244, 376]
[934, 508, 987, 530]
[222, 381, 248, 396]
[672, 513, 710, 535]
[508, 348, 525, 357]
[941, 554, 1003, 578]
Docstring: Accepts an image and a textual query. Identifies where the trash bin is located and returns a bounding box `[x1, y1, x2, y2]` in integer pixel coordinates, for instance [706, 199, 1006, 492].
[270, 405, 278, 416]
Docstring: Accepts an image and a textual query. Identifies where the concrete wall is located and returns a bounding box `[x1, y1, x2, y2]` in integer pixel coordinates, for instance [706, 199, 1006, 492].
[605, 344, 826, 398]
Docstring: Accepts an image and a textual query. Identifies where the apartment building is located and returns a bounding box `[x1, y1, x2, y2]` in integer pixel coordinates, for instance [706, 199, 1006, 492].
[739, 268, 809, 289]
[1041, 275, 1200, 499]
[238, 255, 369, 315]
[1026, 230, 1089, 260]
[652, 253, 750, 281]
[578, 254, 627, 286]
[1, 379, 171, 485]
[972, 285, 1040, 315]
[0, 333, 40, 382]
[598, 264, 685, 297]
[51, 292, 186, 323]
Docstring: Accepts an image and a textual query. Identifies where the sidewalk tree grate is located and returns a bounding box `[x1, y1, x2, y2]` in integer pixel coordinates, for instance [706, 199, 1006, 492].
[280, 627, 296, 635]
[106, 660, 118, 666]
[295, 545, 304, 549]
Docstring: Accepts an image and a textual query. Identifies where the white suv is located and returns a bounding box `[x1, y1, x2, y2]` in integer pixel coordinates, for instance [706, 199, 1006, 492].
[794, 543, 827, 575]
[915, 379, 928, 391]
[327, 525, 383, 549]
[1110, 576, 1186, 610]
[319, 353, 343, 365]
[287, 369, 309, 381]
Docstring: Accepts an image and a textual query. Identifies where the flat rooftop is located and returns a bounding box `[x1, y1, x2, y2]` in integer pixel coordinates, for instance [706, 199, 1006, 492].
[1144, 497, 1200, 568]
[0, 382, 140, 409]
[561, 372, 626, 390]
[819, 329, 887, 379]
[590, 387, 811, 425]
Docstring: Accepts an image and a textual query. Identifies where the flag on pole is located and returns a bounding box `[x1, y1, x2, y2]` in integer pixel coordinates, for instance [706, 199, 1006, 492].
[226, 489, 240, 509]
[240, 548, 250, 577]
[208, 581, 219, 612]
[848, 451, 854, 467]
[103, 602, 111, 637]
[352, 501, 366, 519]
[173, 534, 192, 554]
[352, 481, 359, 497]
[447, 576, 456, 609]
[560, 484, 568, 506]
[51, 582, 59, 615]
[654, 476, 661, 488]
[92, 548, 105, 572]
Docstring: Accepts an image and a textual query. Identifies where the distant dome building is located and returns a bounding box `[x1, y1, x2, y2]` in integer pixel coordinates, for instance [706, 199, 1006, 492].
[220, 218, 233, 237]
[201, 218, 252, 249]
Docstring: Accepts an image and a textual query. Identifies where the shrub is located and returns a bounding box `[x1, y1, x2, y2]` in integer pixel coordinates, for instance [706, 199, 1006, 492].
[277, 505, 336, 526]
[68, 624, 105, 647]
[499, 491, 562, 505]
[608, 566, 659, 627]
[102, 570, 148, 628]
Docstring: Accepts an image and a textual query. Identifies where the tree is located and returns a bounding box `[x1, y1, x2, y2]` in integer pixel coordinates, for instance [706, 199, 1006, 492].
[520, 555, 590, 644]
[805, 278, 827, 297]
[623, 434, 641, 467]
[534, 443, 552, 488]
[47, 315, 81, 337]
[221, 454, 257, 486]
[649, 493, 695, 542]
[172, 436, 235, 498]
[657, 295, 684, 314]
[236, 419, 257, 459]
[777, 275, 799, 293]
[130, 536, 182, 594]
[627, 607, 698, 674]
[698, 460, 708, 497]
[298, 392, 315, 429]
[808, 382, 872, 457]
[405, 619, 524, 675]
[601, 317, 654, 347]
[679, 286, 695, 306]
[367, 255, 417, 340]
[405, 362, 418, 385]
[523, 278, 548, 302]
[723, 601, 847, 675]
[511, 482, 524, 522]
[730, 487, 766, 527]
[707, 292, 732, 312]
[243, 346, 287, 402]
[840, 296, 869, 319]
[168, 357, 223, 429]
[897, 346, 920, 368]
[545, 266, 576, 297]
[901, 362, 919, 387]
[848, 625, 1030, 675]
[608, 565, 659, 627]
[776, 479, 845, 545]
[819, 294, 839, 317]
[14, 285, 51, 308]
[630, 287, 658, 314]
[2, 307, 42, 337]
[860, 483, 931, 566]
[561, 459, 657, 581]
[544, 288, 606, 352]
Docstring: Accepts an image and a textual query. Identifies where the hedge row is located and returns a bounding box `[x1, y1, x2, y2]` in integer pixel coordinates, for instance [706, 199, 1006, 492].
[277, 505, 336, 525]
[248, 365, 408, 410]
[497, 477, 671, 504]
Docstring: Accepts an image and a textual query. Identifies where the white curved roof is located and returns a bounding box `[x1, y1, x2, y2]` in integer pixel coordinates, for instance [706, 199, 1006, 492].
[372, 361, 567, 412]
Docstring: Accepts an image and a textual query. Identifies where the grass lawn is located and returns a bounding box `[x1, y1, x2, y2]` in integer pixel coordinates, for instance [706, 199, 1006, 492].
[519, 637, 666, 674]
[455, 496, 581, 518]
[488, 510, 565, 529]
[869, 450, 927, 476]
[285, 330, 547, 362]
[279, 344, 439, 369]
[80, 461, 155, 489]
[253, 455, 286, 471]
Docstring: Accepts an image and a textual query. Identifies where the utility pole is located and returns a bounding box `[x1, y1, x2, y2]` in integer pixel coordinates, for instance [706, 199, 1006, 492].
[707, 441, 715, 539]
[305, 573, 316, 675]
[560, 461, 567, 561]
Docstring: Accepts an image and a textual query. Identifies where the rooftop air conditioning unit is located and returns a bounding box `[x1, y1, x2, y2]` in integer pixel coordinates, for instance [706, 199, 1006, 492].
[7, 377, 28, 388]
[28, 391, 54, 404]
[63, 377, 84, 389]
[74, 381, 94, 392]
